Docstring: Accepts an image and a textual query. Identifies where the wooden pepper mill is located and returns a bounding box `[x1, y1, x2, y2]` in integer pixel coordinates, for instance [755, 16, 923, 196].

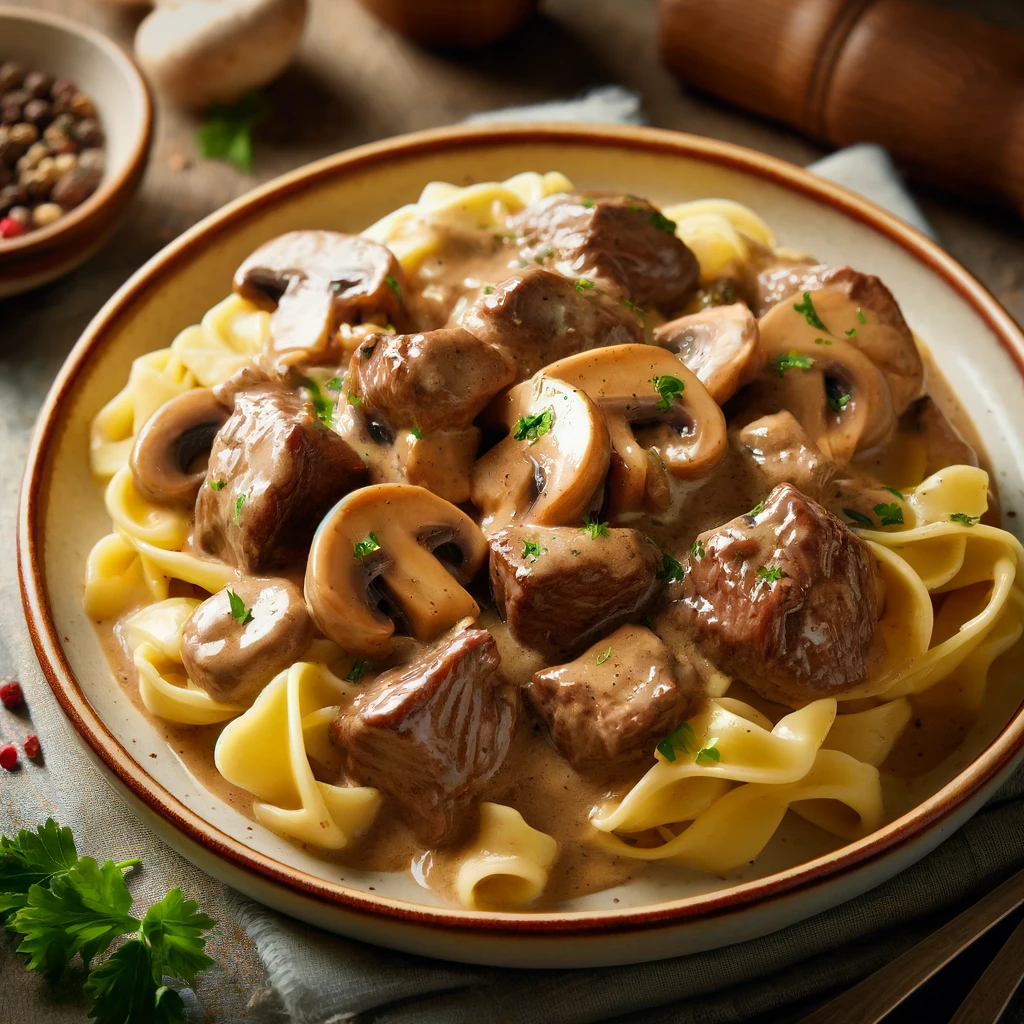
[659, 0, 1024, 215]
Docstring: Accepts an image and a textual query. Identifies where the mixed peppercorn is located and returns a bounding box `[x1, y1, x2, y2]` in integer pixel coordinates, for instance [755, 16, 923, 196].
[0, 60, 105, 240]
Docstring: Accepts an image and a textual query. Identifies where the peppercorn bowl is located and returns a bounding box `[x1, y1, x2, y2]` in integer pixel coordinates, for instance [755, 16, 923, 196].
[0, 5, 152, 297]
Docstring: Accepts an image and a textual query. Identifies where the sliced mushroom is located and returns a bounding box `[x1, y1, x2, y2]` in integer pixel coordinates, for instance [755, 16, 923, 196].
[757, 289, 896, 464]
[181, 577, 314, 704]
[305, 483, 488, 655]
[130, 388, 231, 507]
[233, 231, 409, 366]
[470, 375, 611, 533]
[653, 303, 763, 403]
[545, 344, 727, 516]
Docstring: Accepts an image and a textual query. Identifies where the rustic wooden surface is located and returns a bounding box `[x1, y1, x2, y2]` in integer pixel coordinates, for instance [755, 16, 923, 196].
[2, 0, 1023, 1019]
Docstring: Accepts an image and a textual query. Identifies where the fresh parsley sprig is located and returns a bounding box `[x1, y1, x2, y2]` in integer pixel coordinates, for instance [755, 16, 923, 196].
[579, 515, 609, 539]
[513, 409, 553, 445]
[1, 820, 216, 1024]
[651, 374, 685, 411]
[194, 90, 271, 173]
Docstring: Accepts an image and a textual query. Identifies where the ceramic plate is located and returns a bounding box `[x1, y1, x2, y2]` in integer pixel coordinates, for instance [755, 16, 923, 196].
[18, 125, 1024, 968]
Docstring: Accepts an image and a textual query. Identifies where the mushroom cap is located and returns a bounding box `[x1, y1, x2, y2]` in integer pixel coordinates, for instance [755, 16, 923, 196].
[305, 483, 488, 655]
[135, 0, 308, 110]
[471, 375, 611, 533]
[233, 230, 407, 366]
[757, 289, 896, 464]
[545, 344, 727, 515]
[130, 387, 230, 507]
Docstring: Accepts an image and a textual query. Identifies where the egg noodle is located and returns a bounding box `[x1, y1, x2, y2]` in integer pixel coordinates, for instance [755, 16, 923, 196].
[85, 173, 1024, 910]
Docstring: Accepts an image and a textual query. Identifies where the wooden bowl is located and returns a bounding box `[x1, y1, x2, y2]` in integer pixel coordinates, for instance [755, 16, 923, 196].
[17, 124, 1024, 967]
[0, 5, 153, 297]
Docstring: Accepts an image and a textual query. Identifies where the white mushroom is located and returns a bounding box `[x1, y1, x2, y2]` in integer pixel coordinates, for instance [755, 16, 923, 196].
[135, 0, 308, 110]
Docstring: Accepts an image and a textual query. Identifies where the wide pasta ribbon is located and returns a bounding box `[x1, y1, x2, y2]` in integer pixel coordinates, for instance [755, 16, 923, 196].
[170, 293, 265, 387]
[215, 661, 380, 850]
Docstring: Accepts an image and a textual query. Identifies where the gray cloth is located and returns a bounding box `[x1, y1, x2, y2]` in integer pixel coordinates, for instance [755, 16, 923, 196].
[0, 85, 1005, 1024]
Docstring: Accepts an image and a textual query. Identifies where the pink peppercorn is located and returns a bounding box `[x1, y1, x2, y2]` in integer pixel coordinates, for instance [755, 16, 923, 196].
[0, 744, 17, 770]
[0, 216, 25, 239]
[23, 734, 40, 759]
[0, 680, 24, 710]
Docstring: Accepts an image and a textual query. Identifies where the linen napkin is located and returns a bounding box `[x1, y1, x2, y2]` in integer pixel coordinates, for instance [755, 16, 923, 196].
[0, 86, 1011, 1024]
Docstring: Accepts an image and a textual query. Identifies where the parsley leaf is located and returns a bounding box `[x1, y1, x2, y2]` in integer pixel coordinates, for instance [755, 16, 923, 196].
[649, 209, 677, 234]
[580, 196, 594, 208]
[773, 351, 815, 377]
[194, 90, 271, 173]
[756, 564, 784, 584]
[513, 408, 553, 445]
[0, 820, 78, 917]
[844, 327, 857, 337]
[347, 657, 366, 683]
[793, 291, 827, 330]
[521, 539, 545, 562]
[226, 590, 252, 625]
[325, 376, 345, 392]
[815, 336, 832, 346]
[208, 479, 225, 491]
[596, 646, 613, 666]
[347, 390, 362, 406]
[233, 494, 246, 526]
[826, 378, 851, 413]
[883, 486, 905, 500]
[874, 502, 904, 526]
[575, 278, 595, 292]
[353, 533, 381, 560]
[622, 298, 645, 318]
[695, 739, 722, 766]
[690, 538, 705, 558]
[409, 427, 424, 440]
[844, 508, 875, 528]
[651, 374, 685, 411]
[139, 888, 215, 987]
[950, 512, 981, 527]
[657, 552, 686, 583]
[856, 308, 867, 323]
[483, 284, 495, 295]
[657, 722, 696, 763]
[302, 377, 334, 427]
[83, 939, 185, 1024]
[749, 500, 766, 517]
[385, 274, 403, 303]
[580, 515, 609, 539]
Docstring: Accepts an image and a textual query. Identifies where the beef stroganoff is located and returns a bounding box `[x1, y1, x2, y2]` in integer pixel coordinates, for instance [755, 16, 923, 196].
[84, 171, 1024, 911]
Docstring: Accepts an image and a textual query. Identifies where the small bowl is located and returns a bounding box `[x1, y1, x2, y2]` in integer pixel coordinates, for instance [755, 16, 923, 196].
[0, 5, 152, 298]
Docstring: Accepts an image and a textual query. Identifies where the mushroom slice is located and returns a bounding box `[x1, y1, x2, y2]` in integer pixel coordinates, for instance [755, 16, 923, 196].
[233, 231, 408, 366]
[130, 388, 230, 507]
[653, 303, 763, 403]
[305, 484, 488, 655]
[757, 290, 895, 465]
[545, 345, 727, 516]
[471, 376, 611, 533]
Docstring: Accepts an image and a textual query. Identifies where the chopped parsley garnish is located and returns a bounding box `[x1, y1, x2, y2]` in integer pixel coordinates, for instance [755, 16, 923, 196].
[826, 378, 851, 413]
[844, 508, 875, 528]
[793, 291, 828, 330]
[521, 539, 545, 562]
[575, 278, 595, 292]
[874, 502, 904, 526]
[580, 196, 594, 208]
[347, 390, 362, 406]
[326, 376, 345, 392]
[749, 500, 766, 517]
[483, 284, 495, 295]
[651, 374, 685, 411]
[409, 427, 424, 440]
[695, 739, 722, 766]
[883, 486, 905, 500]
[194, 89, 270, 173]
[596, 646, 613, 666]
[657, 552, 686, 583]
[950, 512, 981, 527]
[815, 337, 832, 346]
[353, 532, 381, 559]
[622, 298, 644, 319]
[856, 308, 867, 323]
[209, 479, 226, 491]
[845, 328, 857, 337]
[690, 538, 705, 559]
[649, 209, 677, 234]
[570, 548, 581, 556]
[302, 376, 334, 427]
[756, 564, 784, 584]
[226, 590, 252, 625]
[347, 658, 366, 683]
[385, 274, 403, 303]
[233, 494, 246, 525]
[513, 408, 553, 445]
[773, 351, 815, 377]
[657, 722, 696, 763]
[580, 515, 609, 539]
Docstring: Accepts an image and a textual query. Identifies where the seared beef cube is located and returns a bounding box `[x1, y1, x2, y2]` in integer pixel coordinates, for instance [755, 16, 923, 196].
[459, 267, 642, 380]
[196, 384, 367, 572]
[489, 525, 662, 661]
[508, 192, 700, 315]
[675, 483, 879, 706]
[528, 625, 698, 771]
[330, 628, 517, 846]
[348, 326, 514, 433]
[734, 411, 836, 502]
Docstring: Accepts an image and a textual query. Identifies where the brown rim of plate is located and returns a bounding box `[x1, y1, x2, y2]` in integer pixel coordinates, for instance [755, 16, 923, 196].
[17, 123, 1024, 938]
[0, 4, 154, 266]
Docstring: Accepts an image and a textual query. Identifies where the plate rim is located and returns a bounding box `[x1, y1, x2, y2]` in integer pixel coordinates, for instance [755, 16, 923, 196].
[17, 121, 1024, 937]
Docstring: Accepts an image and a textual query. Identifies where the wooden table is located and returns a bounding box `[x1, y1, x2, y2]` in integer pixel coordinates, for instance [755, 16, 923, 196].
[3, 0, 1023, 1020]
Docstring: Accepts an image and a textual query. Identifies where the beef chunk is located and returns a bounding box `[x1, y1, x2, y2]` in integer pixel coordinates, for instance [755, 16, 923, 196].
[528, 625, 698, 771]
[508, 192, 700, 315]
[459, 267, 643, 380]
[676, 483, 879, 706]
[196, 384, 367, 572]
[347, 326, 515, 434]
[489, 525, 662, 661]
[734, 411, 836, 502]
[330, 628, 517, 846]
